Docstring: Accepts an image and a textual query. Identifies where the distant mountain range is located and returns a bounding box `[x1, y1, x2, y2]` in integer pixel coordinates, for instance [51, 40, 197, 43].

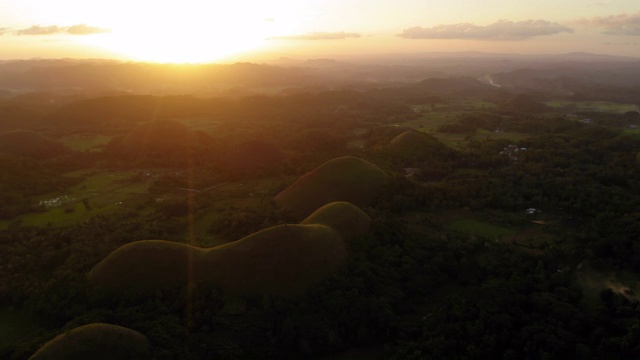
[0, 52, 639, 102]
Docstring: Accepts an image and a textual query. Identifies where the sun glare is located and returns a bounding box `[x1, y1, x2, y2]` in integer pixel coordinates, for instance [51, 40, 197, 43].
[78, 1, 300, 63]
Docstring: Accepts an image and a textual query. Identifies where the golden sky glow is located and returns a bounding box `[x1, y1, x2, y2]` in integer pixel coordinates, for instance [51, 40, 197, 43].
[1, 0, 640, 62]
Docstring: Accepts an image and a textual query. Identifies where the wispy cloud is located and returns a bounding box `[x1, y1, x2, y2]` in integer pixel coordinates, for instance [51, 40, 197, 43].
[575, 12, 640, 35]
[270, 31, 361, 40]
[399, 20, 573, 40]
[16, 24, 109, 36]
[66, 24, 109, 35]
[17, 25, 62, 35]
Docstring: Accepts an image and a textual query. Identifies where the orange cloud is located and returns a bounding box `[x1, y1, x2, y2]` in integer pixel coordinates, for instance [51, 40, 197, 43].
[575, 12, 640, 35]
[270, 32, 361, 40]
[16, 24, 109, 36]
[399, 20, 572, 40]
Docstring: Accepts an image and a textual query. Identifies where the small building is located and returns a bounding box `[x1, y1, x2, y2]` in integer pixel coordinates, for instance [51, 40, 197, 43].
[526, 208, 539, 215]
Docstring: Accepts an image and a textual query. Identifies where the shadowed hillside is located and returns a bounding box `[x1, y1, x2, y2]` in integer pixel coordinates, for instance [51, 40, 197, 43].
[286, 129, 346, 153]
[88, 202, 371, 296]
[383, 130, 455, 161]
[0, 105, 42, 132]
[106, 119, 212, 160]
[28, 323, 150, 360]
[41, 95, 210, 132]
[501, 93, 549, 113]
[274, 156, 389, 215]
[220, 139, 286, 175]
[0, 130, 69, 159]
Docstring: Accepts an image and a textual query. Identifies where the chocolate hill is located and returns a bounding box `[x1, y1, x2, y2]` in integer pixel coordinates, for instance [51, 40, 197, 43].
[28, 323, 150, 360]
[274, 156, 389, 216]
[88, 202, 371, 296]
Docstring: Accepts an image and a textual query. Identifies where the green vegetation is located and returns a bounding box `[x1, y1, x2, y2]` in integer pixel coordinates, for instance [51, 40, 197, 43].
[445, 218, 517, 240]
[58, 134, 113, 151]
[2, 82, 640, 359]
[0, 130, 69, 159]
[545, 100, 638, 113]
[0, 308, 41, 356]
[0, 170, 152, 229]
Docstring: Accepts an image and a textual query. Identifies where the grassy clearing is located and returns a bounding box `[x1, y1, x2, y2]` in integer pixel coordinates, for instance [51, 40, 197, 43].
[475, 129, 529, 142]
[0, 170, 153, 229]
[58, 134, 113, 151]
[396, 111, 530, 148]
[445, 218, 517, 240]
[545, 100, 637, 113]
[396, 111, 460, 132]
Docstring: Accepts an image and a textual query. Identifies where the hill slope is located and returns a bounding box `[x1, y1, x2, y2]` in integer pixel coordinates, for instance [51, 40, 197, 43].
[274, 156, 389, 215]
[28, 323, 150, 360]
[384, 130, 454, 161]
[0, 130, 69, 159]
[88, 202, 371, 296]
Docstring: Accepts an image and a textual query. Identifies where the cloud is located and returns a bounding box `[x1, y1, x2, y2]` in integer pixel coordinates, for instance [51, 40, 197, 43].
[16, 24, 109, 36]
[17, 25, 62, 35]
[0, 28, 9, 35]
[66, 24, 109, 35]
[399, 19, 573, 40]
[270, 32, 362, 40]
[575, 12, 640, 35]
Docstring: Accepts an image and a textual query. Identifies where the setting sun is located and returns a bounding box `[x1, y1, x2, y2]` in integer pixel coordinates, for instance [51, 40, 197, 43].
[76, 1, 297, 63]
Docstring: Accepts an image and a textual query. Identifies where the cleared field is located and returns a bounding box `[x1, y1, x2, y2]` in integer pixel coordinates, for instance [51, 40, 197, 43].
[545, 100, 637, 113]
[58, 134, 114, 151]
[396, 111, 460, 132]
[445, 218, 517, 240]
[0, 170, 153, 229]
[396, 111, 530, 148]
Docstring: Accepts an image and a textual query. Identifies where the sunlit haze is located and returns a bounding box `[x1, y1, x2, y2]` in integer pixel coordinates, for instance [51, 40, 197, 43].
[1, 0, 640, 62]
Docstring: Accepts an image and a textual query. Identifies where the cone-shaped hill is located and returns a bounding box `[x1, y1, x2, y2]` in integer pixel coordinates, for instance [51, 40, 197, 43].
[88, 202, 371, 296]
[301, 201, 371, 242]
[114, 119, 209, 154]
[28, 323, 150, 360]
[274, 156, 389, 216]
[501, 93, 549, 113]
[384, 130, 454, 160]
[220, 139, 286, 175]
[0, 130, 69, 159]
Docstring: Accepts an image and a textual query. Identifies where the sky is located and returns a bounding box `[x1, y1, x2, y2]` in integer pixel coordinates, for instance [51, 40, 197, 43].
[1, 0, 640, 63]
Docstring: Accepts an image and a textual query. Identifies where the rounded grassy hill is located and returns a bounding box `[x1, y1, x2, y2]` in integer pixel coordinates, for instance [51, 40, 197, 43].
[0, 130, 69, 159]
[274, 156, 389, 216]
[301, 201, 371, 242]
[28, 323, 150, 360]
[89, 202, 371, 296]
[384, 130, 453, 160]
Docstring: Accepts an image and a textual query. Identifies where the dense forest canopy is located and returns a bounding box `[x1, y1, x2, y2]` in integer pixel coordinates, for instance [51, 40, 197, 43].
[1, 57, 640, 359]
